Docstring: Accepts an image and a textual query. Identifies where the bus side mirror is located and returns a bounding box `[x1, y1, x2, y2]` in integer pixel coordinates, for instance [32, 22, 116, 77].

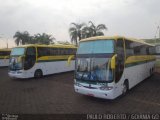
[111, 54, 117, 69]
[67, 55, 74, 66]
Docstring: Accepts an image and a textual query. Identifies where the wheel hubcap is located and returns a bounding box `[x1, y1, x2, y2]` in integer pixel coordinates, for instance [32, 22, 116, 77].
[35, 71, 41, 78]
[123, 84, 127, 94]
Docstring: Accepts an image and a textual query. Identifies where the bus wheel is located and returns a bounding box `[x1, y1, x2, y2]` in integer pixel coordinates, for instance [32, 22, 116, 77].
[34, 69, 43, 78]
[150, 68, 153, 76]
[122, 81, 128, 95]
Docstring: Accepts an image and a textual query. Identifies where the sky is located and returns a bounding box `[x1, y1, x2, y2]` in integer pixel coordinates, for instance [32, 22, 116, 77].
[0, 0, 160, 48]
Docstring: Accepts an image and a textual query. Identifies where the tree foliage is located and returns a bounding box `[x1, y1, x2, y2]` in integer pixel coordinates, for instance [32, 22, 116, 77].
[69, 23, 85, 46]
[13, 31, 31, 46]
[13, 31, 55, 46]
[69, 21, 107, 45]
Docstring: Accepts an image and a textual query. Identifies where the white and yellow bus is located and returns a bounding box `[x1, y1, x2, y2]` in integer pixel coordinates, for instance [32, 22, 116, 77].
[0, 48, 11, 67]
[74, 36, 156, 99]
[8, 44, 77, 78]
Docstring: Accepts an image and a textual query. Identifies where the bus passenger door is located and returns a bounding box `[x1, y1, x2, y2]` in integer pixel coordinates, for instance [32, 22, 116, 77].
[115, 39, 125, 83]
[24, 47, 36, 71]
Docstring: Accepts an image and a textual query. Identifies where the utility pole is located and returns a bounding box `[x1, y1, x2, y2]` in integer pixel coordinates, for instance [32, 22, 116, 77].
[159, 26, 160, 39]
[155, 25, 160, 45]
[6, 38, 8, 48]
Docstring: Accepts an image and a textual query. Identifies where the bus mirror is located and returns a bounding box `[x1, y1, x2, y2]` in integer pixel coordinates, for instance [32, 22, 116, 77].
[111, 54, 117, 69]
[67, 55, 74, 66]
[17, 56, 22, 63]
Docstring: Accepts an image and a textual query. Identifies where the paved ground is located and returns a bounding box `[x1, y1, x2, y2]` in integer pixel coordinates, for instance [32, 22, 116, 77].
[0, 67, 160, 114]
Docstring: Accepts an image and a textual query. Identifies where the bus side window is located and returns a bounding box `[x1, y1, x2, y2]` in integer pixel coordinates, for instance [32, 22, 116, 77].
[146, 46, 150, 55]
[72, 48, 76, 55]
[149, 46, 156, 55]
[58, 48, 61, 55]
[50, 48, 54, 56]
[156, 45, 160, 55]
[56, 48, 59, 55]
[37, 47, 49, 57]
[68, 48, 71, 55]
[61, 48, 65, 55]
[0, 51, 11, 56]
[63, 48, 67, 55]
[125, 40, 134, 57]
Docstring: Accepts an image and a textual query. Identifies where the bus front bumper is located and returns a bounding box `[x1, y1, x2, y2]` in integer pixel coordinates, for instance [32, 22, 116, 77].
[8, 70, 26, 79]
[74, 85, 116, 100]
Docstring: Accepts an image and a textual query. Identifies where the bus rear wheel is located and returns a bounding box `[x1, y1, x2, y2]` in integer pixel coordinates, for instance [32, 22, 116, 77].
[34, 69, 43, 78]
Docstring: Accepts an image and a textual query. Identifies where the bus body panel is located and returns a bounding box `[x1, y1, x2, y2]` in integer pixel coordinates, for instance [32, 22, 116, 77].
[8, 60, 75, 79]
[8, 44, 77, 78]
[41, 60, 75, 75]
[74, 72, 124, 100]
[74, 81, 118, 99]
[74, 85, 116, 99]
[0, 59, 9, 67]
[74, 61, 155, 99]
[0, 49, 11, 67]
[74, 36, 156, 100]
[124, 60, 155, 89]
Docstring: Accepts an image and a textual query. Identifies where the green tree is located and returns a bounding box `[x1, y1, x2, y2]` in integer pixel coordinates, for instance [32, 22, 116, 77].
[33, 33, 55, 45]
[69, 23, 85, 45]
[13, 31, 31, 46]
[14, 31, 56, 45]
[84, 21, 107, 38]
[81, 25, 93, 39]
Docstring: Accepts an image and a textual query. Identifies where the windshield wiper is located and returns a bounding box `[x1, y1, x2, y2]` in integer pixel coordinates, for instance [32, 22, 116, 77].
[80, 61, 89, 80]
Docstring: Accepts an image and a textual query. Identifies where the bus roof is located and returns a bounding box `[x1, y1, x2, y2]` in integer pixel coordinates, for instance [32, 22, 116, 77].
[14, 44, 77, 49]
[80, 36, 155, 46]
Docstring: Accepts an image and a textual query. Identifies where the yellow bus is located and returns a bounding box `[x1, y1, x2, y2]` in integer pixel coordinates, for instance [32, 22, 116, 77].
[8, 44, 77, 78]
[74, 36, 156, 99]
[0, 48, 11, 67]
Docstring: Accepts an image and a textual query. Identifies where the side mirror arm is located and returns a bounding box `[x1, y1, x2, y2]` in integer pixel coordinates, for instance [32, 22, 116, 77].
[67, 55, 74, 66]
[111, 54, 117, 69]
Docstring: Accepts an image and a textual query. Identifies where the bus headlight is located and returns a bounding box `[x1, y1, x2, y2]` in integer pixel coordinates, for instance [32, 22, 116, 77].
[75, 82, 82, 87]
[17, 71, 22, 74]
[99, 86, 113, 91]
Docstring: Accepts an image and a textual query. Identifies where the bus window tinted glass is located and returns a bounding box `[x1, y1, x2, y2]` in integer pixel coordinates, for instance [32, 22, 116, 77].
[0, 51, 10, 56]
[77, 40, 114, 54]
[26, 47, 36, 55]
[11, 48, 25, 56]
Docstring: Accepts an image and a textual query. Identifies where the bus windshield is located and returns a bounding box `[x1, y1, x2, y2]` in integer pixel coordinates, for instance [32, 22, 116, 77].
[11, 48, 25, 56]
[76, 58, 113, 82]
[77, 40, 114, 54]
[76, 40, 114, 82]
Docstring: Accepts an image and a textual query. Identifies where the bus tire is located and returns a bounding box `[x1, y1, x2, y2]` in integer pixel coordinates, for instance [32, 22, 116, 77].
[122, 80, 128, 96]
[150, 68, 153, 76]
[152, 68, 154, 74]
[34, 69, 43, 78]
